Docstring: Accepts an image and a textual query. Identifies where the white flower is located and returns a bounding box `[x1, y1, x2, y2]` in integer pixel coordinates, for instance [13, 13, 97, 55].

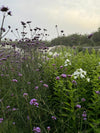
[48, 52, 53, 56]
[80, 74, 85, 78]
[64, 59, 71, 66]
[87, 78, 90, 82]
[72, 68, 87, 79]
[64, 52, 71, 57]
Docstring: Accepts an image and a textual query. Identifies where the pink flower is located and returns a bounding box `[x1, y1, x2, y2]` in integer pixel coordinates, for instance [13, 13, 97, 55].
[43, 84, 48, 88]
[12, 79, 18, 82]
[18, 73, 22, 76]
[6, 106, 10, 109]
[61, 74, 67, 78]
[56, 76, 60, 80]
[0, 118, 3, 123]
[23, 93, 28, 97]
[34, 86, 39, 90]
[47, 126, 50, 131]
[76, 104, 81, 108]
[34, 102, 39, 107]
[81, 98, 86, 102]
[60, 66, 63, 68]
[32, 127, 41, 133]
[29, 98, 37, 105]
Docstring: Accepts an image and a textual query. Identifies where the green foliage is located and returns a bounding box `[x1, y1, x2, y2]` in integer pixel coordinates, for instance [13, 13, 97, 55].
[1, 46, 100, 132]
[50, 27, 100, 47]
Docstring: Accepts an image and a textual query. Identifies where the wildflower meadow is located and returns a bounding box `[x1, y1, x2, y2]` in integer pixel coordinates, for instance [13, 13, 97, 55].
[0, 5, 100, 133]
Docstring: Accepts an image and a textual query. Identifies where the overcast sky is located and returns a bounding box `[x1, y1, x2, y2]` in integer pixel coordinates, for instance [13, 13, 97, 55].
[0, 0, 100, 40]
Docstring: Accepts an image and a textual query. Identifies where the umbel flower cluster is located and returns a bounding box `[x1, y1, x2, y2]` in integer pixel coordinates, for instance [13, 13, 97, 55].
[72, 68, 87, 79]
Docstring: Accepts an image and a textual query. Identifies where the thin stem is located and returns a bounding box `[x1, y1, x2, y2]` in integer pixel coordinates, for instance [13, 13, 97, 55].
[0, 13, 6, 42]
[2, 28, 10, 38]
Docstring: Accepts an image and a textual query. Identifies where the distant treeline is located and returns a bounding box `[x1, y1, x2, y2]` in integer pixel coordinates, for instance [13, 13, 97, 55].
[46, 27, 100, 47]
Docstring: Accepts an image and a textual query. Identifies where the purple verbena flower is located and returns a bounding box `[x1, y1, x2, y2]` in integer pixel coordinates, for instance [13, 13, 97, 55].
[30, 98, 37, 105]
[0, 118, 3, 123]
[60, 66, 63, 68]
[61, 74, 67, 78]
[87, 33, 93, 39]
[56, 76, 60, 80]
[76, 104, 81, 108]
[51, 116, 56, 120]
[6, 105, 10, 109]
[8, 11, 12, 16]
[95, 91, 100, 94]
[32, 127, 41, 133]
[34, 86, 39, 90]
[12, 108, 17, 111]
[12, 122, 15, 125]
[23, 93, 28, 97]
[83, 117, 87, 120]
[34, 102, 39, 107]
[82, 113, 87, 117]
[18, 73, 22, 76]
[72, 80, 77, 85]
[81, 98, 86, 102]
[43, 84, 48, 88]
[47, 126, 50, 131]
[0, 6, 9, 12]
[12, 79, 18, 82]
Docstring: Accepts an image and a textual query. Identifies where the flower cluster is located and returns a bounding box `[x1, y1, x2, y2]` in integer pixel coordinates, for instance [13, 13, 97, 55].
[64, 59, 71, 66]
[61, 74, 67, 78]
[12, 79, 18, 82]
[43, 84, 48, 88]
[72, 68, 86, 79]
[32, 127, 41, 133]
[51, 116, 57, 120]
[29, 98, 39, 107]
[76, 104, 81, 108]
